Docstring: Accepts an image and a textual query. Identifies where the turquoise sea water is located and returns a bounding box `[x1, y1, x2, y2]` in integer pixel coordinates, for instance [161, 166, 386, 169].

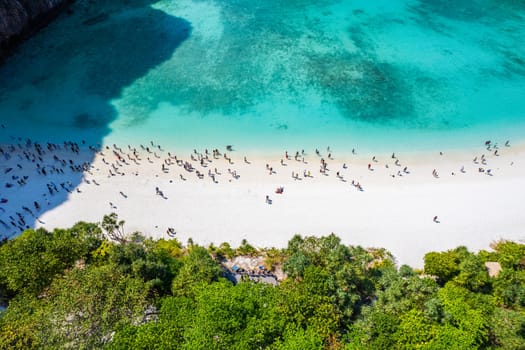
[1, 0, 525, 153]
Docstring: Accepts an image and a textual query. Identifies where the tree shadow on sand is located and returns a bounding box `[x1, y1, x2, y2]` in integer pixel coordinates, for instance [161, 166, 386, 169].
[0, 0, 192, 238]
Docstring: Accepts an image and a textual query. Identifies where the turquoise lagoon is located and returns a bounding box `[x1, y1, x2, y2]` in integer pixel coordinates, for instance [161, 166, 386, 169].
[1, 0, 525, 154]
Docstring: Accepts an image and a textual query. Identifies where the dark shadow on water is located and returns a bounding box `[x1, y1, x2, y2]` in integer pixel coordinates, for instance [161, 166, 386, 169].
[0, 0, 191, 238]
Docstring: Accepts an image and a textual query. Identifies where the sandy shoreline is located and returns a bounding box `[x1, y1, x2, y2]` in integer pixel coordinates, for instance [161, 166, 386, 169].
[1, 139, 524, 267]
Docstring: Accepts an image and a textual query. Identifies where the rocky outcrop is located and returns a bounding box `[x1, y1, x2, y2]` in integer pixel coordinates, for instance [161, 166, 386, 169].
[0, 0, 73, 61]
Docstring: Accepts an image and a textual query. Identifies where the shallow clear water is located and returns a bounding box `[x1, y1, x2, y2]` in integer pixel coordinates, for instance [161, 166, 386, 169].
[1, 0, 525, 153]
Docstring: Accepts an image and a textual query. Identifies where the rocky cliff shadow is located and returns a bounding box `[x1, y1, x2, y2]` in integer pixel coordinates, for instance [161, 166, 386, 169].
[0, 0, 191, 238]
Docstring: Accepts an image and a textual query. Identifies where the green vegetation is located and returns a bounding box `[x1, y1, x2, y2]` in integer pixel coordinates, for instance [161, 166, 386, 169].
[1, 215, 524, 349]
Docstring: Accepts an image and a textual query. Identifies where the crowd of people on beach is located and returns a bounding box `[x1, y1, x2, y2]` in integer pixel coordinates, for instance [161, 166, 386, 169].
[0, 123, 515, 240]
[0, 139, 91, 236]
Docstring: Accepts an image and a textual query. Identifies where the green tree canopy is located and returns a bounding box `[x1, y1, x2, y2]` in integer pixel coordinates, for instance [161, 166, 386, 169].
[171, 245, 222, 297]
[0, 223, 101, 295]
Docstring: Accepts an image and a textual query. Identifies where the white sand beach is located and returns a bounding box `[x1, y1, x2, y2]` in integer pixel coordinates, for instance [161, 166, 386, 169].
[1, 140, 524, 267]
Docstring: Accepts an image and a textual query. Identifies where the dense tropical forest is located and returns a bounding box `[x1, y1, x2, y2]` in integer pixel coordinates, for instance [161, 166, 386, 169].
[0, 215, 524, 349]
